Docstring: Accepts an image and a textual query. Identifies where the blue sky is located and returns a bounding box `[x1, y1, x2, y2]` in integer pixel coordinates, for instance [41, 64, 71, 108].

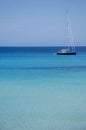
[0, 0, 86, 46]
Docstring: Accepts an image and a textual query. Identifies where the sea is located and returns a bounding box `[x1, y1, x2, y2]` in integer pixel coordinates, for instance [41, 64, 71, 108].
[0, 46, 86, 130]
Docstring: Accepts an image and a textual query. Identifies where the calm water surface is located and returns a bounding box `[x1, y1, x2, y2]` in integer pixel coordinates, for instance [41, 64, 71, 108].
[0, 47, 86, 130]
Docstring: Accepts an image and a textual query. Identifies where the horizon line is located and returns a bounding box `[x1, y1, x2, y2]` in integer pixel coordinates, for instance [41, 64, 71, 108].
[0, 45, 86, 47]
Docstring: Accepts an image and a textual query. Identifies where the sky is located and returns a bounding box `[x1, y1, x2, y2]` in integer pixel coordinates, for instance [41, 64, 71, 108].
[0, 0, 86, 46]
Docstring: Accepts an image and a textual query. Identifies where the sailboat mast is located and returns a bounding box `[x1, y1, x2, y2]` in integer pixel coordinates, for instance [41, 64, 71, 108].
[66, 9, 75, 52]
[66, 9, 70, 50]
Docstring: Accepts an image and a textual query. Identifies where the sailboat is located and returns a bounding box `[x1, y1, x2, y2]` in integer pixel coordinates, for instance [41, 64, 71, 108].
[57, 10, 76, 55]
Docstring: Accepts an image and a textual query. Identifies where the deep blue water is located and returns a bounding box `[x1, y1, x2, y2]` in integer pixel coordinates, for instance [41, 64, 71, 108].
[0, 46, 86, 53]
[0, 46, 86, 130]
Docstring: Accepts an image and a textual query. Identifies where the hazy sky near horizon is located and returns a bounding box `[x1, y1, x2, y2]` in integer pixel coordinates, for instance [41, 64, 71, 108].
[0, 0, 86, 46]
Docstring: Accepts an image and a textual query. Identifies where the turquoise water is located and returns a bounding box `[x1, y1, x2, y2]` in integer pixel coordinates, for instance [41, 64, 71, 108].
[0, 47, 86, 130]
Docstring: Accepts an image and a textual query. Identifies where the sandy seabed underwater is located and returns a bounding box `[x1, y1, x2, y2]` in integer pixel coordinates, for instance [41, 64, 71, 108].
[0, 47, 86, 130]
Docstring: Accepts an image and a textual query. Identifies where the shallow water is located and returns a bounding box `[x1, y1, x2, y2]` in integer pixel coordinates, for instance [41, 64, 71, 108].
[0, 47, 86, 130]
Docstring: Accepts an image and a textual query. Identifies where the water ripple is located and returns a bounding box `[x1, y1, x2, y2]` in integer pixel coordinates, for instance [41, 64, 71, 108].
[0, 66, 86, 70]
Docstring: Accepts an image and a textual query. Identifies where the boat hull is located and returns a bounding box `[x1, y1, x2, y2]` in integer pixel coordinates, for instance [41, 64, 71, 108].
[57, 52, 76, 55]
